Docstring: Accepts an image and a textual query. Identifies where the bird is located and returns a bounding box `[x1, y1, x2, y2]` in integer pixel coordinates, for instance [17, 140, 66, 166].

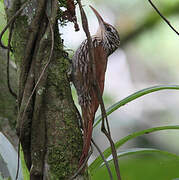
[71, 5, 120, 168]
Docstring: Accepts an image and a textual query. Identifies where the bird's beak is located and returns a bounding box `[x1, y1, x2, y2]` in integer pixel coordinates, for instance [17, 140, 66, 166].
[89, 5, 105, 28]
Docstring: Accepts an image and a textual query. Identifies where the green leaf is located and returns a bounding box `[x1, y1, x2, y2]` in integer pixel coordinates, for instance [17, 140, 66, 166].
[89, 125, 179, 173]
[90, 148, 179, 180]
[94, 85, 179, 128]
[20, 146, 30, 180]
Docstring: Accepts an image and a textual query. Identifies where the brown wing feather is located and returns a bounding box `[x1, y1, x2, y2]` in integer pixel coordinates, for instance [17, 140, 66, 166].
[72, 37, 108, 166]
[72, 37, 107, 109]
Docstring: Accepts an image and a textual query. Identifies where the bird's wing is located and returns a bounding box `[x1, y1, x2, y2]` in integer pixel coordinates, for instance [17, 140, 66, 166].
[72, 37, 107, 107]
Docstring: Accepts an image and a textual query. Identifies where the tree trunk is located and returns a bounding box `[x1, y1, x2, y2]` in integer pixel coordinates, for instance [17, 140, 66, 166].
[0, 47, 18, 148]
[3, 0, 84, 179]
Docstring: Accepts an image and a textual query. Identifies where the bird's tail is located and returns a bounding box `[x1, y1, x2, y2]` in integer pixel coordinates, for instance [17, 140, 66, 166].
[78, 109, 94, 168]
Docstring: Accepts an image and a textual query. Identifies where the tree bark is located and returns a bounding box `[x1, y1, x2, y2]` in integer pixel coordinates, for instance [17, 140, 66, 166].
[4, 0, 84, 179]
[0, 47, 18, 148]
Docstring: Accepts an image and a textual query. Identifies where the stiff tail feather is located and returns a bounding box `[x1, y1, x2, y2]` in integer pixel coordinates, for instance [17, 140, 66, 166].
[79, 111, 94, 167]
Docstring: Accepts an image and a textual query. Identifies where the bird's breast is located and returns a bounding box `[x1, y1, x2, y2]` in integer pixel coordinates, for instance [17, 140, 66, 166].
[72, 37, 108, 103]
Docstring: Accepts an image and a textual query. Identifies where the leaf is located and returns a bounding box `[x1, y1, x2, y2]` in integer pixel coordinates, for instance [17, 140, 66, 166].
[105, 147, 179, 162]
[89, 125, 179, 173]
[94, 85, 179, 128]
[20, 146, 30, 180]
[90, 148, 179, 180]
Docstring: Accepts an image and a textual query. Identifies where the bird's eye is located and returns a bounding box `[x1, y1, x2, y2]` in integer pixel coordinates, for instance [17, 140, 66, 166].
[106, 27, 112, 32]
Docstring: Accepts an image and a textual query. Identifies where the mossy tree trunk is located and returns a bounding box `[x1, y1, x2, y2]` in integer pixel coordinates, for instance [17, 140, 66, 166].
[4, 0, 84, 179]
[0, 47, 18, 148]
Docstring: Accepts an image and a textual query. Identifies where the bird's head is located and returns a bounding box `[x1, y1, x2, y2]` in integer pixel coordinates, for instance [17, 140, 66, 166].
[90, 5, 120, 54]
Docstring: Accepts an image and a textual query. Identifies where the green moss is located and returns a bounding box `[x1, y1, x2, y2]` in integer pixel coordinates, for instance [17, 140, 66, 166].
[5, 2, 84, 178]
[11, 15, 28, 68]
[45, 55, 83, 177]
[48, 145, 80, 179]
[45, 80, 83, 178]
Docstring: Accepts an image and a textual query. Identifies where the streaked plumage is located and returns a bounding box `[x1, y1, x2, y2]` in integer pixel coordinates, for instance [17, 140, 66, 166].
[72, 5, 120, 167]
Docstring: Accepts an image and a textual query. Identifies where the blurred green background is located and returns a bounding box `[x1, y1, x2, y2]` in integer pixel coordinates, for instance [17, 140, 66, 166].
[91, 150, 179, 180]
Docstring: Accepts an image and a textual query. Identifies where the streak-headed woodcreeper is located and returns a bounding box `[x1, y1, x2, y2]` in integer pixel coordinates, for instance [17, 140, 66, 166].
[72, 5, 120, 167]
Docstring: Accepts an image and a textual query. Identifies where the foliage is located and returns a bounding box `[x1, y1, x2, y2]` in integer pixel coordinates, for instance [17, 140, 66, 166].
[90, 125, 179, 173]
[90, 149, 179, 180]
[3, 85, 179, 179]
[20, 147, 29, 180]
[94, 85, 179, 127]
[89, 85, 179, 179]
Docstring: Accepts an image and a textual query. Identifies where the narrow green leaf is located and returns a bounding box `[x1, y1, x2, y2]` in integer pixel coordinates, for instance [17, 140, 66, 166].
[89, 125, 179, 172]
[106, 148, 179, 162]
[90, 149, 179, 180]
[94, 85, 179, 128]
[20, 146, 30, 180]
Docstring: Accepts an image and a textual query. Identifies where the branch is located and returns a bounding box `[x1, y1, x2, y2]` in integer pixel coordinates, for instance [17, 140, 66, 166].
[90, 125, 179, 171]
[20, 13, 54, 129]
[7, 22, 17, 98]
[77, 1, 121, 179]
[121, 3, 179, 46]
[0, 1, 32, 99]
[16, 6, 55, 180]
[148, 0, 179, 36]
[0, 0, 31, 49]
[92, 139, 113, 180]
[94, 85, 179, 128]
[18, 0, 46, 106]
[69, 148, 92, 180]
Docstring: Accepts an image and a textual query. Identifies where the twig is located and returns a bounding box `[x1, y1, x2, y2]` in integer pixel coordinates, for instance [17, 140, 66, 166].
[18, 1, 47, 106]
[15, 11, 54, 180]
[148, 0, 179, 36]
[21, 14, 54, 125]
[1, 1, 31, 99]
[94, 83, 121, 179]
[70, 135, 113, 180]
[77, 1, 121, 179]
[97, 91, 121, 179]
[69, 148, 93, 180]
[0, 0, 31, 49]
[7, 22, 17, 98]
[92, 139, 113, 180]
